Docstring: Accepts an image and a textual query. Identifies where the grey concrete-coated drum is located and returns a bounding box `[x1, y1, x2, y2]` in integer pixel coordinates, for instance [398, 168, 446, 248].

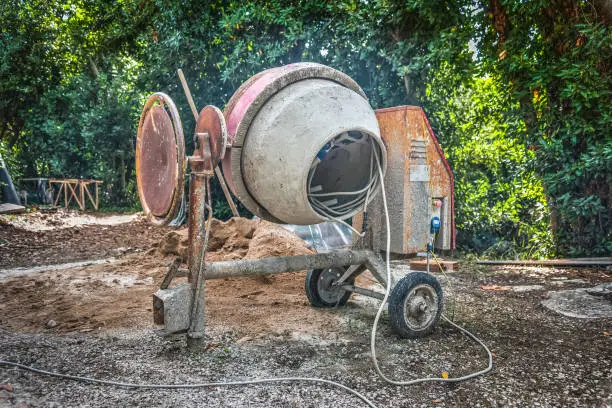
[224, 63, 387, 225]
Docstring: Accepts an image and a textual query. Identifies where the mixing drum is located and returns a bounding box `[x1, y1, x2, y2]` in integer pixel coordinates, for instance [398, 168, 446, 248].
[222, 63, 387, 225]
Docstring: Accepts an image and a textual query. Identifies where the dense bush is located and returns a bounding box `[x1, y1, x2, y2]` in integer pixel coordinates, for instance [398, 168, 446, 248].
[426, 70, 553, 258]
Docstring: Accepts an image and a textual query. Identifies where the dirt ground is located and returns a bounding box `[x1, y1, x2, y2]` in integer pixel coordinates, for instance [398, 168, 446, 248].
[0, 211, 611, 407]
[0, 209, 167, 268]
[0, 212, 326, 336]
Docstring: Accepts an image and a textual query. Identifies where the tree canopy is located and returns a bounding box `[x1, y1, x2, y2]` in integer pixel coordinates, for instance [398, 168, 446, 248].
[1, 0, 610, 257]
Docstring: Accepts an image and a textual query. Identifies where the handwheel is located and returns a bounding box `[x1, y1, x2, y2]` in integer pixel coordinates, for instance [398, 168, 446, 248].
[305, 267, 353, 308]
[388, 272, 443, 338]
[136, 93, 185, 225]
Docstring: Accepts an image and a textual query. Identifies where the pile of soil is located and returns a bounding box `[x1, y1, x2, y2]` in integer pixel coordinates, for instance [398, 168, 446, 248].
[158, 217, 314, 262]
[157, 217, 259, 261]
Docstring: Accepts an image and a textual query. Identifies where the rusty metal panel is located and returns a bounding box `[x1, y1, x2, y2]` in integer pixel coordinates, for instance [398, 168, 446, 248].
[353, 106, 455, 254]
[371, 107, 410, 254]
[403, 107, 430, 252]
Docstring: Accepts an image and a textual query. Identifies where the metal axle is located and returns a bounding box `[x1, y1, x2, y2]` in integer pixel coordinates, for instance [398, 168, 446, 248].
[341, 284, 385, 300]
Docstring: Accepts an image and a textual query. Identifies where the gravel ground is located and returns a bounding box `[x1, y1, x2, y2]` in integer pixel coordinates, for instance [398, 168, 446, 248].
[1, 263, 611, 408]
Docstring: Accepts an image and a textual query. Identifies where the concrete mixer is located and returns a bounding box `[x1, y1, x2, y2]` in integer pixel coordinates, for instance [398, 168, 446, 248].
[135, 63, 455, 347]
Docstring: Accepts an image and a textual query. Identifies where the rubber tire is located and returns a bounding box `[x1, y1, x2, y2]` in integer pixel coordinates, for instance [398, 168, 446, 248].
[388, 272, 443, 339]
[305, 268, 353, 308]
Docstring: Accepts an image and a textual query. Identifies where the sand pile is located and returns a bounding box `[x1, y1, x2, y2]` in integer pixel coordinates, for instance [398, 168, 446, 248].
[158, 217, 314, 262]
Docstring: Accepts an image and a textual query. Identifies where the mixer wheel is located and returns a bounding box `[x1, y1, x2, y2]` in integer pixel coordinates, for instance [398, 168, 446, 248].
[388, 272, 443, 339]
[305, 267, 353, 308]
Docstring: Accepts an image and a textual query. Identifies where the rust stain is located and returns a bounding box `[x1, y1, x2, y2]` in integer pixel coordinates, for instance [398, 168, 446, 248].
[138, 105, 178, 218]
[194, 105, 227, 172]
[359, 106, 454, 254]
[136, 93, 186, 225]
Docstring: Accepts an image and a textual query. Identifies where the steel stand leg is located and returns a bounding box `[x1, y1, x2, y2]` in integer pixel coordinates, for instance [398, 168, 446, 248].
[187, 170, 210, 349]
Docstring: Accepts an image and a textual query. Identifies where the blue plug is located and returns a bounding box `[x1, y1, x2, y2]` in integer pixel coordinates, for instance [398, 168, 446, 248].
[430, 216, 440, 234]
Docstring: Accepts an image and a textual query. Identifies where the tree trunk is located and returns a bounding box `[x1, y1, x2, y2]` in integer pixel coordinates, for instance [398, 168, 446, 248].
[7, 122, 22, 148]
[88, 56, 100, 79]
[403, 75, 420, 106]
[120, 154, 126, 202]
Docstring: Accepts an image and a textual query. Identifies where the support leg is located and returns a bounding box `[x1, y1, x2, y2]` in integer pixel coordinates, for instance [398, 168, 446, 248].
[187, 171, 209, 349]
[95, 182, 99, 211]
[334, 264, 367, 286]
[365, 252, 389, 288]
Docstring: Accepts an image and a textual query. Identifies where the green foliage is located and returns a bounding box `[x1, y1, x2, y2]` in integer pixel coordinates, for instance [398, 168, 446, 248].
[20, 62, 145, 206]
[0, 0, 149, 207]
[477, 1, 611, 256]
[426, 69, 553, 258]
[0, 0, 609, 256]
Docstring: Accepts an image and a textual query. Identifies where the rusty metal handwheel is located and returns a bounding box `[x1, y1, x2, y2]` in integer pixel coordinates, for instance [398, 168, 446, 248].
[193, 105, 228, 172]
[136, 93, 186, 225]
